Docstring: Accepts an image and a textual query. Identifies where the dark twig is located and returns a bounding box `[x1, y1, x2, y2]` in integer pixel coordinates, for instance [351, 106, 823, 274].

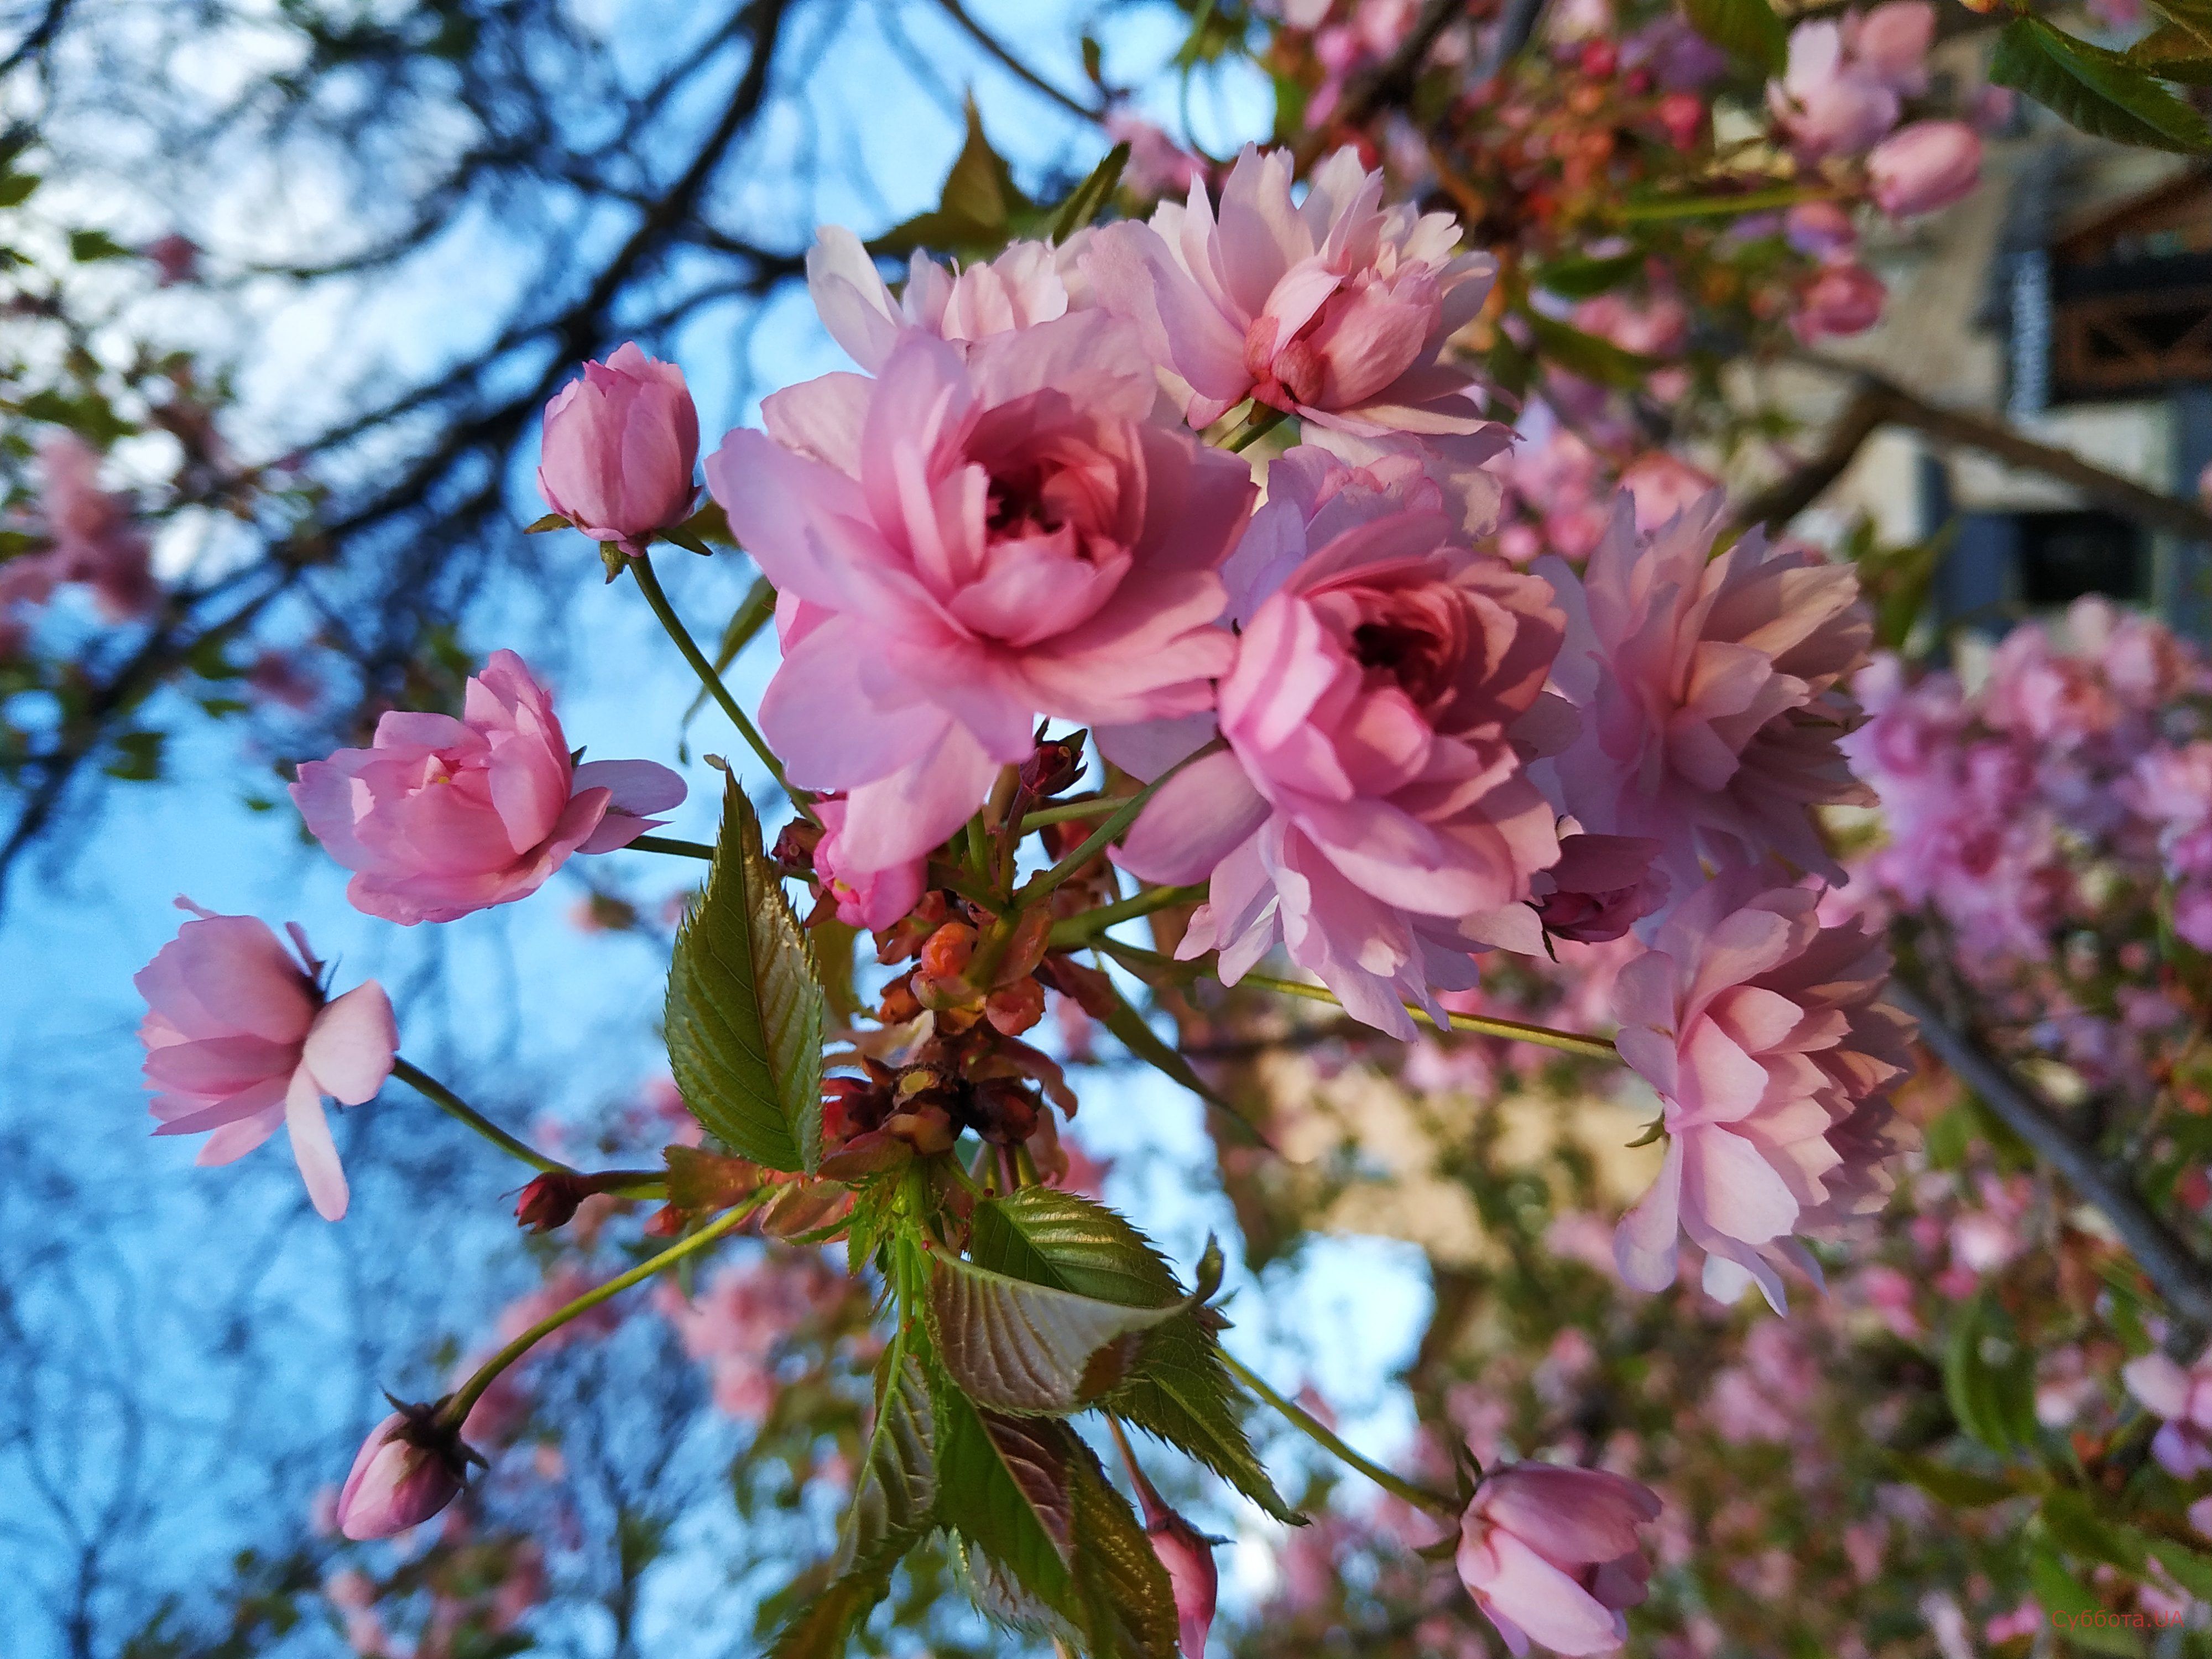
[1296, 0, 1469, 164]
[931, 0, 1103, 121]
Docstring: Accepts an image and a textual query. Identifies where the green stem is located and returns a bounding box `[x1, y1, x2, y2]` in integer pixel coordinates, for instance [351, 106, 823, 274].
[966, 812, 995, 889]
[1048, 884, 1206, 950]
[1221, 1350, 1459, 1516]
[626, 834, 714, 860]
[1222, 403, 1288, 453]
[1016, 740, 1223, 906]
[1019, 797, 1119, 833]
[1098, 946, 1619, 1061]
[629, 556, 812, 822]
[392, 1058, 575, 1175]
[440, 1195, 763, 1430]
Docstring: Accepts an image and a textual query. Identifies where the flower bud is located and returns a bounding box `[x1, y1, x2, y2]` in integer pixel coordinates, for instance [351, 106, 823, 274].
[1143, 1504, 1219, 1657]
[985, 978, 1047, 1037]
[1792, 261, 1885, 341]
[536, 343, 700, 555]
[1867, 121, 1981, 219]
[1020, 728, 1089, 797]
[335, 1406, 477, 1540]
[920, 922, 978, 980]
[514, 1172, 589, 1233]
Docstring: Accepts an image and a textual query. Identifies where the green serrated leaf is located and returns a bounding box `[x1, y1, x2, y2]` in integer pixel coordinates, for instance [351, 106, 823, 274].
[1992, 17, 2212, 155]
[1068, 1440, 1182, 1659]
[1045, 142, 1131, 243]
[927, 1248, 1184, 1414]
[1683, 0, 1788, 76]
[764, 1565, 893, 1659]
[2031, 1546, 2147, 1656]
[664, 780, 826, 1172]
[2127, 22, 2212, 84]
[2150, 0, 2212, 50]
[871, 100, 1033, 258]
[970, 1190, 1299, 1522]
[836, 1353, 937, 1576]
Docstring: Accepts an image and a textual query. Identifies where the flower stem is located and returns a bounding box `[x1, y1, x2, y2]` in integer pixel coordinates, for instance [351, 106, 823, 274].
[1019, 796, 1120, 833]
[1097, 943, 1619, 1061]
[439, 1195, 763, 1430]
[1016, 740, 1223, 906]
[1220, 1349, 1459, 1516]
[1048, 884, 1207, 950]
[392, 1058, 575, 1175]
[1221, 403, 1289, 453]
[628, 555, 812, 822]
[626, 833, 714, 860]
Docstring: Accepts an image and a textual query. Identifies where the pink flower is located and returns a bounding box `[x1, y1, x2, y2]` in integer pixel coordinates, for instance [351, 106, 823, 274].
[136, 899, 397, 1222]
[1133, 1483, 1219, 1657]
[1104, 113, 1206, 200]
[1785, 201, 1858, 258]
[39, 432, 157, 622]
[1540, 493, 1873, 893]
[1456, 1462, 1662, 1656]
[143, 232, 200, 286]
[1529, 832, 1667, 943]
[1867, 122, 1982, 218]
[2124, 1348, 2212, 1478]
[536, 343, 700, 554]
[1082, 145, 1500, 446]
[291, 649, 686, 924]
[335, 1407, 475, 1540]
[806, 229, 1085, 373]
[1793, 262, 1887, 341]
[704, 318, 1252, 881]
[1768, 22, 1901, 160]
[1619, 453, 1717, 532]
[813, 796, 926, 930]
[1611, 871, 1911, 1310]
[1848, 1, 1936, 92]
[1114, 456, 1566, 1036]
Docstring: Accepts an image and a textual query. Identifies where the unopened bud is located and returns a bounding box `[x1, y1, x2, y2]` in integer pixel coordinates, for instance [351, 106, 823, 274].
[920, 922, 978, 980]
[514, 1172, 589, 1233]
[1019, 728, 1088, 797]
[771, 819, 823, 878]
[1145, 1507, 1219, 1657]
[334, 1404, 478, 1540]
[985, 978, 1046, 1037]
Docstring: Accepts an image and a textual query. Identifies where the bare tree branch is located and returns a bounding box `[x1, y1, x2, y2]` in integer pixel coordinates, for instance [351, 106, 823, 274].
[1295, 0, 1469, 165]
[932, 0, 1103, 122]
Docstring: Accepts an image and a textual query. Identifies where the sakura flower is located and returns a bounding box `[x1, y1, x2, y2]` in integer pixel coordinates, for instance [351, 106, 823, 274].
[291, 649, 686, 924]
[335, 1406, 477, 1540]
[705, 317, 1253, 883]
[1767, 21, 1901, 161]
[805, 229, 1086, 373]
[1082, 144, 1501, 454]
[1611, 870, 1911, 1311]
[1105, 111, 1205, 200]
[1540, 492, 1874, 894]
[1847, 1, 1936, 92]
[136, 898, 397, 1222]
[2124, 1347, 2212, 1478]
[1113, 455, 1566, 1036]
[812, 795, 926, 930]
[1793, 262, 1887, 341]
[1867, 121, 1983, 219]
[1528, 832, 1667, 944]
[39, 432, 157, 622]
[536, 343, 700, 554]
[1456, 1462, 1662, 1656]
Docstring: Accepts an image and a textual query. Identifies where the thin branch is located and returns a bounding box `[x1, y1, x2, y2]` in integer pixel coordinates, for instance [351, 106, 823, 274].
[1295, 0, 1468, 164]
[1887, 979, 2212, 1331]
[931, 0, 1103, 122]
[1730, 382, 1889, 533]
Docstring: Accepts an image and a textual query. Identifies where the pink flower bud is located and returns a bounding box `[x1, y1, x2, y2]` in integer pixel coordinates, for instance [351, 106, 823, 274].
[1848, 1, 1934, 91]
[536, 342, 700, 554]
[334, 1408, 474, 1540]
[1867, 121, 1983, 219]
[1148, 1509, 1219, 1657]
[1792, 261, 1886, 341]
[1457, 1462, 1661, 1656]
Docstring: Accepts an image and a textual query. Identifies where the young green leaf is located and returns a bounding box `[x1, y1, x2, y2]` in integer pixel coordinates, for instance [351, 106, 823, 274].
[870, 100, 1032, 258]
[2029, 1546, 2146, 1657]
[835, 1353, 938, 1577]
[2128, 21, 2212, 84]
[664, 779, 826, 1172]
[764, 1565, 894, 1659]
[969, 1190, 1300, 1523]
[1991, 17, 2212, 155]
[1942, 1293, 2039, 1454]
[1067, 1436, 1183, 1659]
[1879, 1450, 2015, 1509]
[1683, 0, 1788, 77]
[1045, 142, 1132, 243]
[1526, 312, 1661, 390]
[926, 1248, 1185, 1413]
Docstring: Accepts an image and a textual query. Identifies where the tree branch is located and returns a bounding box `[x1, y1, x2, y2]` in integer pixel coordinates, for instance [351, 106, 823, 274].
[1887, 979, 2212, 1331]
[1295, 0, 1469, 165]
[931, 0, 1103, 122]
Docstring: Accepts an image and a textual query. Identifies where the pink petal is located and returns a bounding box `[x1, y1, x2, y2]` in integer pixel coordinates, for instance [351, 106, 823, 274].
[302, 983, 399, 1105]
[1113, 749, 1271, 885]
[284, 1067, 350, 1222]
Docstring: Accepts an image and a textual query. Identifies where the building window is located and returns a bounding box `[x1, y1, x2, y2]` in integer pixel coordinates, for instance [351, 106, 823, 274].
[2014, 510, 2148, 606]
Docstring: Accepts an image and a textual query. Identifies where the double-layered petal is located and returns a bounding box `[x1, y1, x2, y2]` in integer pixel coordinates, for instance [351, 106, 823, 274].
[1457, 1462, 1663, 1656]
[291, 650, 686, 924]
[706, 316, 1254, 879]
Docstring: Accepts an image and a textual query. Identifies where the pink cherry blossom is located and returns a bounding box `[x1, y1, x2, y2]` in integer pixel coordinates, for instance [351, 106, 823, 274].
[335, 1409, 473, 1540]
[806, 229, 1086, 373]
[536, 342, 700, 554]
[1793, 262, 1887, 340]
[1113, 458, 1566, 1036]
[290, 649, 686, 924]
[1540, 493, 1874, 894]
[1768, 22, 1901, 160]
[1611, 870, 1911, 1310]
[2125, 1347, 2212, 1478]
[658, 1253, 856, 1422]
[1105, 112, 1206, 200]
[39, 432, 158, 622]
[1848, 1, 1936, 92]
[136, 898, 397, 1222]
[1867, 121, 1983, 218]
[705, 317, 1253, 881]
[1529, 832, 1667, 943]
[812, 795, 926, 930]
[1619, 453, 1717, 532]
[1456, 1462, 1662, 1656]
[1081, 144, 1501, 450]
